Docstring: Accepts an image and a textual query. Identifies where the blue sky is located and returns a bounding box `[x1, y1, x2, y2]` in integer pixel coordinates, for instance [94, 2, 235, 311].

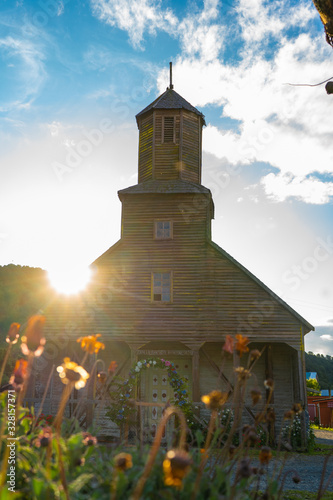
[0, 0, 333, 354]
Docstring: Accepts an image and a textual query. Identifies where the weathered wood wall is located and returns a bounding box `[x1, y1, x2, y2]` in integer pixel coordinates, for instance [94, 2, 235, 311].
[137, 109, 202, 183]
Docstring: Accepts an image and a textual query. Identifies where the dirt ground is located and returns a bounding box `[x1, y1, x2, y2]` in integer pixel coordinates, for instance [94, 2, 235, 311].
[313, 428, 333, 446]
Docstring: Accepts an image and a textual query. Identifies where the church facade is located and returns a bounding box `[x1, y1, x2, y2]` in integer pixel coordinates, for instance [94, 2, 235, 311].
[39, 80, 314, 437]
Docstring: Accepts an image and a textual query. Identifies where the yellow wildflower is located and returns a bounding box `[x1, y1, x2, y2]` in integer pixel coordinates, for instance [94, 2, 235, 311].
[114, 453, 133, 472]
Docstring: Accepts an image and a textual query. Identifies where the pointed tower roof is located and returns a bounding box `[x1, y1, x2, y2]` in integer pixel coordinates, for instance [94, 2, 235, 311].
[136, 87, 206, 126]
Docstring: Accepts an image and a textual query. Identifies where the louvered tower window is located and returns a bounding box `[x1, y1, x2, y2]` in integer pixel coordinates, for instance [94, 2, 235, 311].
[163, 116, 175, 143]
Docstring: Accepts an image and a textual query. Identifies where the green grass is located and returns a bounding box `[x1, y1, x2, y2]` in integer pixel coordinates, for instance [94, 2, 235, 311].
[308, 443, 333, 455]
[283, 491, 333, 499]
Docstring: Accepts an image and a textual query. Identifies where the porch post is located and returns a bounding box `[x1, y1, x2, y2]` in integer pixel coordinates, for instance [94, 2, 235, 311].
[192, 348, 200, 404]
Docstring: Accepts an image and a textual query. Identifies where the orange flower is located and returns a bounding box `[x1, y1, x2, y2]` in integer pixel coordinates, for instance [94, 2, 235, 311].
[9, 359, 28, 392]
[235, 334, 249, 357]
[6, 323, 20, 344]
[108, 360, 118, 374]
[21, 315, 46, 357]
[77, 334, 105, 354]
[223, 335, 234, 354]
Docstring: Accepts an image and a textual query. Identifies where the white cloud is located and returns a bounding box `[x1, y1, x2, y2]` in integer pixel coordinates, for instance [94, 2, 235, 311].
[261, 173, 333, 204]
[91, 0, 178, 49]
[0, 36, 46, 111]
[57, 1, 65, 16]
[92, 0, 333, 204]
[236, 0, 316, 45]
[178, 0, 224, 62]
[320, 334, 333, 341]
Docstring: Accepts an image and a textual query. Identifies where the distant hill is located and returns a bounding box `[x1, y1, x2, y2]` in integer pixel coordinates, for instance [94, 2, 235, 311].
[0, 264, 55, 342]
[305, 351, 333, 390]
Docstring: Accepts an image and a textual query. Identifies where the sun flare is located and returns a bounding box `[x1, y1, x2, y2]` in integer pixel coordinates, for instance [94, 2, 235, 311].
[47, 265, 92, 295]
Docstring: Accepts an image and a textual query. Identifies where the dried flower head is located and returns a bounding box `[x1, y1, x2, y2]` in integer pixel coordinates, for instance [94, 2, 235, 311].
[223, 335, 234, 354]
[235, 334, 250, 357]
[250, 349, 261, 362]
[237, 458, 252, 479]
[292, 403, 302, 415]
[114, 452, 133, 472]
[21, 315, 46, 357]
[250, 389, 262, 406]
[259, 446, 272, 465]
[243, 425, 260, 446]
[292, 472, 301, 484]
[229, 445, 237, 459]
[234, 366, 251, 381]
[201, 390, 228, 410]
[266, 407, 276, 423]
[108, 360, 118, 374]
[97, 371, 107, 384]
[57, 357, 89, 389]
[163, 449, 192, 489]
[34, 427, 52, 448]
[82, 432, 98, 446]
[6, 323, 20, 344]
[9, 359, 28, 392]
[77, 334, 105, 354]
[284, 410, 294, 420]
[264, 378, 274, 390]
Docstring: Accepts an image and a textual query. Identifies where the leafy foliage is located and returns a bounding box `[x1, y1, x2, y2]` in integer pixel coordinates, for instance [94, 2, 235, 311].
[306, 378, 321, 396]
[0, 265, 54, 342]
[305, 352, 333, 390]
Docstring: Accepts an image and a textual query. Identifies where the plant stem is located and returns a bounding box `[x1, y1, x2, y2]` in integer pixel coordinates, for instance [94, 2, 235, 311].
[54, 382, 74, 432]
[131, 406, 187, 500]
[191, 409, 217, 500]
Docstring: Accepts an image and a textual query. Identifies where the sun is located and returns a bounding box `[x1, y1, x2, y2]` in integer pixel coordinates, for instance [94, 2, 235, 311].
[47, 264, 92, 295]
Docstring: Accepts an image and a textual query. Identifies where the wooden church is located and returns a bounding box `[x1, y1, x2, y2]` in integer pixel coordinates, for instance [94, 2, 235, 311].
[37, 70, 314, 438]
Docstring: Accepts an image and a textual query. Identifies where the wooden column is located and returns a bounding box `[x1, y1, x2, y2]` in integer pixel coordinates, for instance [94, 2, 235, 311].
[192, 349, 200, 404]
[265, 344, 275, 445]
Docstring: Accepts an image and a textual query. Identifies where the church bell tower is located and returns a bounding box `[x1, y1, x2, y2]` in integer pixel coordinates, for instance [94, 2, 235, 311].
[135, 63, 206, 184]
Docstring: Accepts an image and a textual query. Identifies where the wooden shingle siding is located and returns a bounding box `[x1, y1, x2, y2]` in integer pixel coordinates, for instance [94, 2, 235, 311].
[138, 108, 202, 183]
[83, 193, 307, 351]
[181, 110, 201, 184]
[138, 113, 153, 183]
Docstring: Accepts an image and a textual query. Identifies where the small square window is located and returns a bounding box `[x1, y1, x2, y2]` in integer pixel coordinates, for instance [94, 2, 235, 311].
[152, 272, 172, 302]
[155, 221, 172, 239]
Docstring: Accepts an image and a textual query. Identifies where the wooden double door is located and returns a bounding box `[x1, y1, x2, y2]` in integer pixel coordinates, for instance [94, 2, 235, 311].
[139, 356, 192, 441]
